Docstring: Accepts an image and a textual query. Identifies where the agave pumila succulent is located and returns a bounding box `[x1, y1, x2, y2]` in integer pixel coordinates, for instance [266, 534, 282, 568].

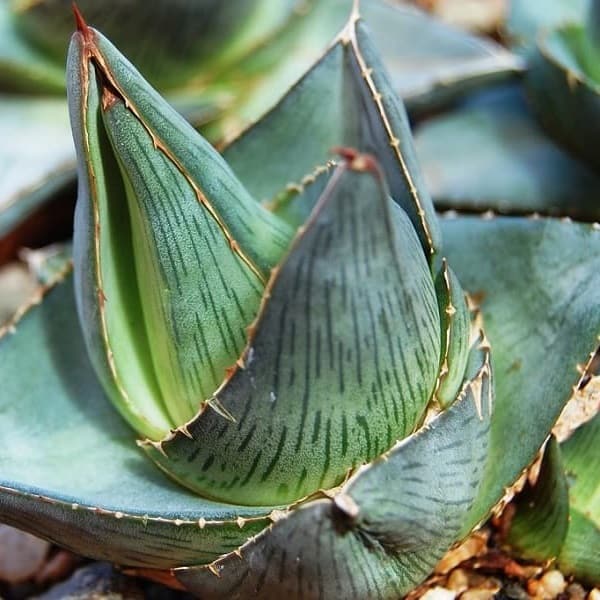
[0, 5, 496, 597]
[1, 2, 600, 597]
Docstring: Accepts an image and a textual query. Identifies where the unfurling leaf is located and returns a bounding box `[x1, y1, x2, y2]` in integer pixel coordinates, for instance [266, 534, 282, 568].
[68, 22, 293, 438]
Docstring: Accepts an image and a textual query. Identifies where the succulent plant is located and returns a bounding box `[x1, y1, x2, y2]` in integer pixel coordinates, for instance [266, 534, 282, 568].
[1, 1, 600, 597]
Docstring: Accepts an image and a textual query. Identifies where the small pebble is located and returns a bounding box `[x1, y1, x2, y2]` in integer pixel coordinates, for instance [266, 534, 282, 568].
[460, 589, 497, 600]
[0, 525, 50, 584]
[566, 583, 586, 600]
[421, 586, 456, 600]
[447, 569, 469, 594]
[528, 570, 567, 599]
[501, 581, 530, 600]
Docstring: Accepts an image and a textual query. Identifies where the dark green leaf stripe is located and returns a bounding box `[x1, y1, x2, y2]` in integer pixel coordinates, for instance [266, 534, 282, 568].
[101, 96, 267, 425]
[224, 16, 441, 259]
[143, 161, 441, 506]
[175, 344, 492, 598]
[0, 275, 275, 568]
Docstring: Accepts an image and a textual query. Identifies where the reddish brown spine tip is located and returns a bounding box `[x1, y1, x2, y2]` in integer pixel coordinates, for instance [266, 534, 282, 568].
[72, 3, 94, 44]
[331, 146, 359, 162]
[331, 147, 379, 174]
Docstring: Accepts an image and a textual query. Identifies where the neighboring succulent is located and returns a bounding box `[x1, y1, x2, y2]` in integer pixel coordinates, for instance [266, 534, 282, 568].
[1, 1, 599, 597]
[412, 0, 600, 585]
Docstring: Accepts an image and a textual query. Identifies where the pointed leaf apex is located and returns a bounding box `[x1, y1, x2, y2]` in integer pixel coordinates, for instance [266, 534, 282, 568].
[332, 147, 380, 175]
[72, 3, 93, 44]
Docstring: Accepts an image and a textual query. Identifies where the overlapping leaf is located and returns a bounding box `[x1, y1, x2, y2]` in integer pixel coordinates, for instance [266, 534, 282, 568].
[442, 216, 600, 532]
[68, 23, 293, 439]
[0, 275, 275, 569]
[143, 159, 441, 506]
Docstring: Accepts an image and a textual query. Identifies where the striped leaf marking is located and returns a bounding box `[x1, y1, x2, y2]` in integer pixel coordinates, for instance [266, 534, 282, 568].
[142, 155, 441, 506]
[174, 341, 492, 598]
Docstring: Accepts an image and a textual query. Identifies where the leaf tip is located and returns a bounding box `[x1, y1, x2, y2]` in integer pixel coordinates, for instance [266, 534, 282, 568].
[72, 3, 94, 44]
[331, 146, 380, 175]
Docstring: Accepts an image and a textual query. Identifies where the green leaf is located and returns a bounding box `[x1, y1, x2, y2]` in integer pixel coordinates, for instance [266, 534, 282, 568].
[558, 509, 600, 585]
[558, 413, 600, 583]
[174, 342, 492, 597]
[506, 437, 570, 561]
[526, 23, 600, 171]
[12, 0, 299, 90]
[442, 216, 600, 533]
[68, 25, 293, 439]
[142, 159, 442, 506]
[0, 2, 64, 94]
[224, 15, 441, 260]
[0, 275, 273, 569]
[506, 0, 588, 50]
[217, 0, 522, 136]
[0, 95, 75, 238]
[414, 85, 600, 220]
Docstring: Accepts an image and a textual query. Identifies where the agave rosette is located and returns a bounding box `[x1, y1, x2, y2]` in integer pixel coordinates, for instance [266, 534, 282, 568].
[0, 6, 502, 597]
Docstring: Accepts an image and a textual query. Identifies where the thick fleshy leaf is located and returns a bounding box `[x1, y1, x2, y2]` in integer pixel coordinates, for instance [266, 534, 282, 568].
[414, 85, 600, 220]
[175, 342, 492, 598]
[506, 437, 570, 561]
[68, 25, 293, 439]
[506, 0, 588, 49]
[442, 216, 600, 533]
[507, 416, 600, 584]
[0, 275, 274, 569]
[13, 0, 298, 90]
[559, 509, 600, 585]
[526, 24, 600, 170]
[0, 95, 75, 237]
[143, 160, 441, 506]
[0, 2, 64, 94]
[224, 15, 441, 260]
